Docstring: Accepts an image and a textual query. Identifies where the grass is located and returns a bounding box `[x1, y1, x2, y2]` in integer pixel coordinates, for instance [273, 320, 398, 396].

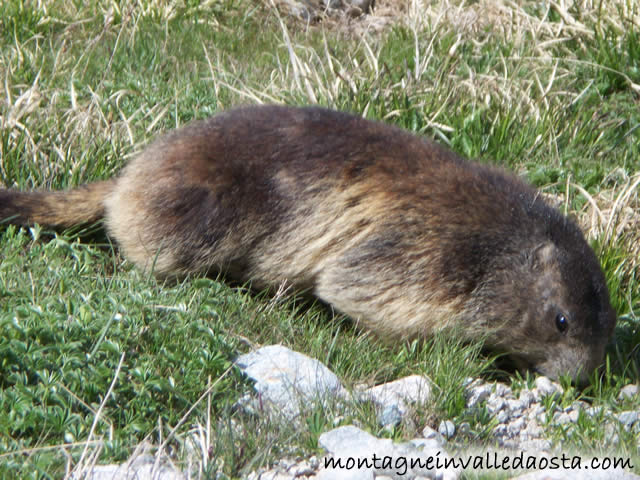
[0, 0, 639, 478]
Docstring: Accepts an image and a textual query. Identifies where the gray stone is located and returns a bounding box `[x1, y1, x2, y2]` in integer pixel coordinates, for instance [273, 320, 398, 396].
[507, 398, 525, 417]
[586, 406, 603, 417]
[421, 425, 445, 446]
[553, 412, 573, 425]
[275, 0, 314, 21]
[410, 437, 445, 451]
[462, 377, 476, 388]
[319, 425, 461, 480]
[619, 384, 639, 401]
[319, 425, 385, 458]
[506, 417, 526, 437]
[79, 454, 184, 480]
[530, 404, 547, 422]
[236, 345, 347, 420]
[524, 419, 544, 437]
[617, 410, 640, 429]
[438, 420, 456, 439]
[361, 375, 431, 417]
[493, 424, 507, 437]
[518, 389, 536, 409]
[315, 465, 373, 480]
[567, 409, 580, 423]
[466, 383, 491, 408]
[534, 376, 562, 398]
[379, 404, 403, 428]
[494, 383, 513, 398]
[487, 396, 506, 414]
[496, 409, 510, 423]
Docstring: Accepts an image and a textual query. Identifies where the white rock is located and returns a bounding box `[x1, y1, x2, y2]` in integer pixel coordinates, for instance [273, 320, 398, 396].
[319, 425, 461, 480]
[289, 460, 316, 477]
[524, 419, 544, 437]
[534, 376, 562, 398]
[518, 438, 552, 452]
[466, 384, 491, 408]
[506, 417, 526, 437]
[78, 454, 184, 480]
[494, 383, 513, 398]
[319, 425, 387, 457]
[462, 377, 477, 388]
[410, 437, 445, 451]
[496, 409, 510, 423]
[518, 390, 536, 409]
[527, 404, 546, 424]
[361, 375, 431, 417]
[487, 396, 506, 414]
[586, 406, 603, 417]
[619, 384, 639, 401]
[236, 345, 347, 420]
[421, 425, 445, 446]
[571, 400, 589, 412]
[553, 412, 572, 425]
[438, 420, 455, 439]
[493, 424, 507, 437]
[315, 465, 373, 480]
[617, 410, 640, 430]
[567, 410, 579, 423]
[507, 399, 525, 416]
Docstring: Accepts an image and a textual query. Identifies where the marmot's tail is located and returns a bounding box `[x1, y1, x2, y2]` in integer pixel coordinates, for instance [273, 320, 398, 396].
[0, 180, 117, 228]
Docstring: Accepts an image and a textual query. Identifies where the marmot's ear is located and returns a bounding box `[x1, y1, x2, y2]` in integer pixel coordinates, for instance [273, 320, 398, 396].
[529, 242, 557, 270]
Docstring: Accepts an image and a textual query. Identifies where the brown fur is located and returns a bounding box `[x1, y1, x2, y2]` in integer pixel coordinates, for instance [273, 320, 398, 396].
[0, 105, 616, 382]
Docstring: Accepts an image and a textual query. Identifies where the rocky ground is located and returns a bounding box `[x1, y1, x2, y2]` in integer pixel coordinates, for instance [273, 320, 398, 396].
[83, 344, 640, 480]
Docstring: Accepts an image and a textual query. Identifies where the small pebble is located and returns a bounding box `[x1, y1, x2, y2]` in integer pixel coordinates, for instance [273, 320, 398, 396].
[534, 376, 561, 398]
[619, 384, 639, 401]
[518, 390, 536, 409]
[379, 405, 403, 428]
[507, 417, 526, 437]
[487, 396, 506, 414]
[466, 384, 492, 408]
[494, 383, 512, 397]
[586, 406, 603, 417]
[496, 409, 510, 423]
[421, 425, 445, 446]
[438, 420, 456, 439]
[553, 412, 572, 425]
[506, 399, 525, 415]
[617, 410, 640, 430]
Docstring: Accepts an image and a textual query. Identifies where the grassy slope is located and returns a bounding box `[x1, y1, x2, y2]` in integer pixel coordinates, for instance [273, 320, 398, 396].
[0, 0, 639, 478]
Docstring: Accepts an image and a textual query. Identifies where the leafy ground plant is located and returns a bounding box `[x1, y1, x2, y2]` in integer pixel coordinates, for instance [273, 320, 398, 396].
[0, 0, 639, 478]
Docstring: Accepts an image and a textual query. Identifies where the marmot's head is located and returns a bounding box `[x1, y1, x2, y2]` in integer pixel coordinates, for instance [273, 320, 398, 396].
[483, 227, 616, 384]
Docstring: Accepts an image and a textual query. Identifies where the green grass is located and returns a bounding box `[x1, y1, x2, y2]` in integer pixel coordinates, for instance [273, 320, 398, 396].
[1, 0, 639, 478]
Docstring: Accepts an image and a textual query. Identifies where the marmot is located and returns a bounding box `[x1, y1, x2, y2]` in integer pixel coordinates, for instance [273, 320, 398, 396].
[0, 105, 616, 383]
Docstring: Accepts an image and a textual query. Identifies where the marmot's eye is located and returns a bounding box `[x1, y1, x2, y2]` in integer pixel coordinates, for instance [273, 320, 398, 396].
[555, 313, 569, 334]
